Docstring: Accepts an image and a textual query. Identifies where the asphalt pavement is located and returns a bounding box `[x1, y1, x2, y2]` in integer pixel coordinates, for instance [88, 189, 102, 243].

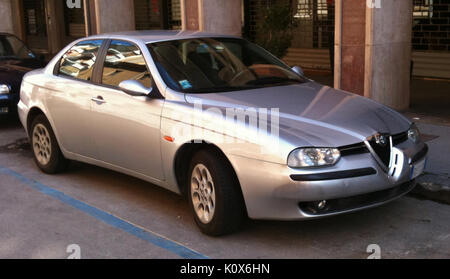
[0, 115, 449, 259]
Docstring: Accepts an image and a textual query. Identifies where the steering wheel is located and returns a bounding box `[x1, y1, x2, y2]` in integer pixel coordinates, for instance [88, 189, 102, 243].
[228, 68, 254, 85]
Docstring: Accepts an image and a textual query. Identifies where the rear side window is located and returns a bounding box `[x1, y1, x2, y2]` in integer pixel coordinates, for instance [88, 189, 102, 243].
[101, 40, 152, 88]
[58, 39, 103, 81]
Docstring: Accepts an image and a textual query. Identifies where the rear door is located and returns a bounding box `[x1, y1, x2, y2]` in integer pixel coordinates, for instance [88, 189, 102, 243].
[45, 39, 105, 158]
[89, 39, 165, 181]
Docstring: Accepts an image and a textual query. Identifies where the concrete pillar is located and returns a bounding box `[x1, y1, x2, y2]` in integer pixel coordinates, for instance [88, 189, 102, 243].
[335, 0, 413, 110]
[0, 0, 14, 34]
[10, 0, 26, 40]
[364, 0, 412, 110]
[45, 0, 65, 54]
[334, 0, 366, 96]
[85, 0, 98, 36]
[93, 0, 135, 34]
[181, 0, 200, 31]
[182, 0, 242, 36]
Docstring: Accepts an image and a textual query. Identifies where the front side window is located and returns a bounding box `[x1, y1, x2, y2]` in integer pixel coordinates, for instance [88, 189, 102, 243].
[148, 37, 306, 93]
[58, 39, 103, 81]
[101, 40, 152, 88]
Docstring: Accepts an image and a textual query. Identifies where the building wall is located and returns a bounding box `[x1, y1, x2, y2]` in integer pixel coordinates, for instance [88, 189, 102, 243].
[94, 0, 135, 33]
[182, 0, 242, 36]
[0, 0, 14, 34]
[0, 0, 432, 110]
[199, 0, 242, 36]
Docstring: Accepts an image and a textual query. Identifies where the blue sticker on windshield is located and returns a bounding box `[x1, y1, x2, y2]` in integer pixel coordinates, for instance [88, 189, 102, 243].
[179, 80, 192, 89]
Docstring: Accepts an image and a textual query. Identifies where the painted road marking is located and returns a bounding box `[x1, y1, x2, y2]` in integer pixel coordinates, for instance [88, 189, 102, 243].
[0, 166, 208, 259]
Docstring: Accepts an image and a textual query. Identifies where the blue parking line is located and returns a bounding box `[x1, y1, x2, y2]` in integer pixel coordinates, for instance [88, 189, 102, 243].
[0, 166, 208, 259]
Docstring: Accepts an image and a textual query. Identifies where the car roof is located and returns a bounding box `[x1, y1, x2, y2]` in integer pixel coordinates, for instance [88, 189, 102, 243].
[84, 30, 239, 44]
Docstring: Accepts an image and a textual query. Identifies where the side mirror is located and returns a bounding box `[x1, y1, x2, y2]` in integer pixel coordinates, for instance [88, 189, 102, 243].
[119, 80, 152, 97]
[292, 66, 305, 77]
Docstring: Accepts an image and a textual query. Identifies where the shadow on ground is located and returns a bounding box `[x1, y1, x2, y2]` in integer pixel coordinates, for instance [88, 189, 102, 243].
[0, 114, 22, 128]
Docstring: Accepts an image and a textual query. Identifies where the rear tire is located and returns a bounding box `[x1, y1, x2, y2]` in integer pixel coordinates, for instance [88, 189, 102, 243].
[188, 149, 245, 236]
[30, 114, 68, 174]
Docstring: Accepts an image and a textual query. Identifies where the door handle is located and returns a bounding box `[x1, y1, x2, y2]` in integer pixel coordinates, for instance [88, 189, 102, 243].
[91, 96, 106, 104]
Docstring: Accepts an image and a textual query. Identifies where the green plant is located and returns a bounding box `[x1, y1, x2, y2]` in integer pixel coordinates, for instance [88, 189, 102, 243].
[256, 3, 296, 58]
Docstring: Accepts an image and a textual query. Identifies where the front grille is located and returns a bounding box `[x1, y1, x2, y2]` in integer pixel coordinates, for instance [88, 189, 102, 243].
[339, 131, 409, 168]
[392, 132, 408, 145]
[299, 180, 416, 215]
[339, 143, 369, 157]
[368, 137, 392, 167]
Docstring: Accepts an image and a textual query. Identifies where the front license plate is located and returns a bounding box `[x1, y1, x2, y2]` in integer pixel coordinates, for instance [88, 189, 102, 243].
[410, 158, 427, 180]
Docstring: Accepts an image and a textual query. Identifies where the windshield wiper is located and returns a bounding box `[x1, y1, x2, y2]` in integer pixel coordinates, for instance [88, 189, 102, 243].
[245, 77, 304, 86]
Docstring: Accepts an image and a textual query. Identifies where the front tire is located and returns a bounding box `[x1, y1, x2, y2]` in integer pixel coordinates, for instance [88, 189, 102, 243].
[188, 149, 245, 236]
[30, 114, 68, 174]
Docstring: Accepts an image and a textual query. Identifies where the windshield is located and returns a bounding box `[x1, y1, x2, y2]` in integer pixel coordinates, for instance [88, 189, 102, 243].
[0, 35, 35, 60]
[147, 38, 307, 93]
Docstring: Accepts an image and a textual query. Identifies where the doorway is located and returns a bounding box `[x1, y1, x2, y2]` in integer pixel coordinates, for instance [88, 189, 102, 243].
[20, 0, 87, 59]
[23, 0, 48, 53]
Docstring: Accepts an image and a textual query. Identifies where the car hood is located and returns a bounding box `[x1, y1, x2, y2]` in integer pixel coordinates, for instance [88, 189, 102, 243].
[0, 58, 44, 73]
[0, 59, 45, 94]
[185, 82, 411, 147]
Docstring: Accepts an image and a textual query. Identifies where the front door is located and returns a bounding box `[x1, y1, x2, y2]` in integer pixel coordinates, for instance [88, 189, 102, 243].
[90, 40, 165, 181]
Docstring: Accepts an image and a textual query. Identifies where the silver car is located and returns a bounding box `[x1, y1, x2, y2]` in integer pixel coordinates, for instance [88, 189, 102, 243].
[18, 31, 428, 236]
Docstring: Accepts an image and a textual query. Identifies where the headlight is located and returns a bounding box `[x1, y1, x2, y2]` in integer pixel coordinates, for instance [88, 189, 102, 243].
[0, 84, 11, 95]
[408, 124, 421, 143]
[288, 148, 341, 168]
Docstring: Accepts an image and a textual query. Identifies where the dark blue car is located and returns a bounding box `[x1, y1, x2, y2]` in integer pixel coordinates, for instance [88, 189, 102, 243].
[0, 33, 45, 116]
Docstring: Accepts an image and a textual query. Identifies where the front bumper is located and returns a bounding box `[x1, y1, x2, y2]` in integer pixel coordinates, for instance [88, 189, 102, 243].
[228, 140, 428, 220]
[297, 179, 416, 217]
[17, 100, 30, 134]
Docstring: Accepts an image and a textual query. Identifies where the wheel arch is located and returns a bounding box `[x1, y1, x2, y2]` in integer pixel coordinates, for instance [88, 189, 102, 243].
[173, 141, 246, 214]
[26, 107, 65, 156]
[26, 107, 46, 136]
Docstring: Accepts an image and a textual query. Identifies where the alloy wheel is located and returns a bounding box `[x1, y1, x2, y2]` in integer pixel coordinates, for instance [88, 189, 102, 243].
[32, 123, 52, 166]
[191, 164, 216, 224]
